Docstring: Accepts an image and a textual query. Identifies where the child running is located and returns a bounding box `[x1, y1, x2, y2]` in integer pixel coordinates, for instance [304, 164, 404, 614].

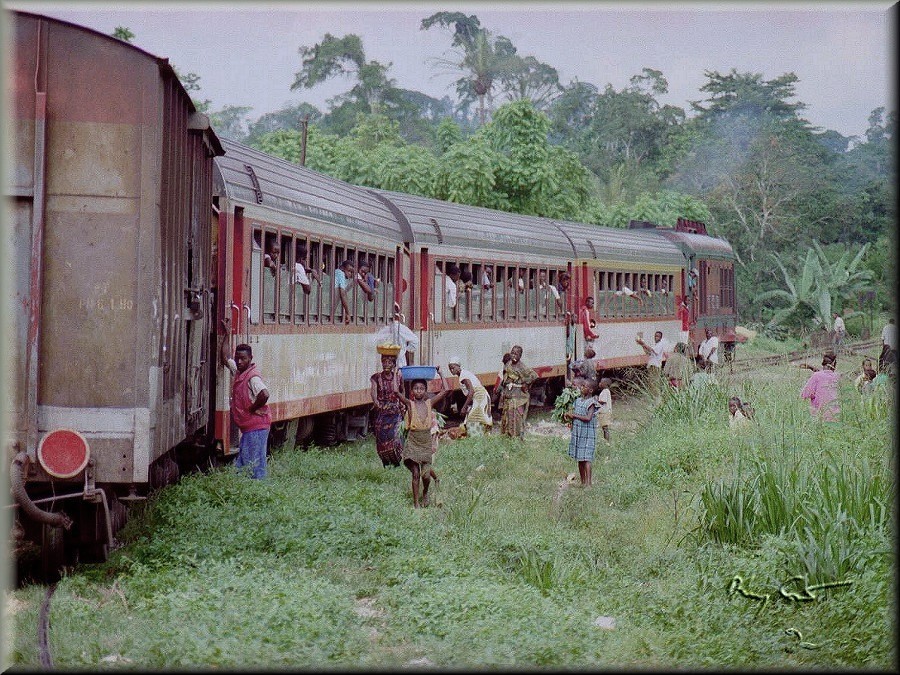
[563, 378, 599, 487]
[397, 367, 450, 507]
[596, 378, 612, 444]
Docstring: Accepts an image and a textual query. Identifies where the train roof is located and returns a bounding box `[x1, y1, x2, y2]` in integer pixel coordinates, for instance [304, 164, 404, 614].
[215, 139, 405, 241]
[216, 139, 687, 265]
[655, 229, 735, 259]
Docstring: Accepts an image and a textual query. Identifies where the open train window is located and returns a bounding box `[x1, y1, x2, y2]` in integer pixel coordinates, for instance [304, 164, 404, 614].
[470, 263, 483, 322]
[262, 231, 278, 323]
[294, 238, 310, 325]
[279, 233, 293, 324]
[320, 243, 334, 324]
[481, 264, 495, 322]
[248, 229, 262, 325]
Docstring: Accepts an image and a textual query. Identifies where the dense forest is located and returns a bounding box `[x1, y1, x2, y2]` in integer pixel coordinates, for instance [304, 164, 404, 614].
[126, 12, 894, 335]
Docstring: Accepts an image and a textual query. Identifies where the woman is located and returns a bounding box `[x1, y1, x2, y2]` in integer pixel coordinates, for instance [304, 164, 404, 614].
[800, 352, 841, 421]
[499, 345, 537, 439]
[448, 357, 493, 436]
[370, 352, 404, 466]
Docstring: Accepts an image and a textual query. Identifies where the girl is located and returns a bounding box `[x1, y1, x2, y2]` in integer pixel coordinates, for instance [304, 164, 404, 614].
[370, 353, 404, 467]
[596, 378, 612, 443]
[800, 352, 841, 421]
[563, 378, 599, 487]
[397, 367, 450, 507]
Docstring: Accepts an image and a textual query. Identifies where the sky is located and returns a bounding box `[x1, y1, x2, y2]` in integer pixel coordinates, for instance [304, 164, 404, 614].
[4, 1, 896, 139]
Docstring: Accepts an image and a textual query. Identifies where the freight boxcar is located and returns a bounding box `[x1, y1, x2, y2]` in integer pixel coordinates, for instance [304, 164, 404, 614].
[6, 11, 223, 573]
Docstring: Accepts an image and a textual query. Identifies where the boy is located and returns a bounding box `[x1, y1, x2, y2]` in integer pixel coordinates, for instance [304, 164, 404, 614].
[220, 318, 271, 479]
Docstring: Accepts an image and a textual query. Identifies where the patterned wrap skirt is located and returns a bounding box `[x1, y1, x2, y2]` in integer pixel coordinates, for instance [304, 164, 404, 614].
[374, 410, 403, 467]
[500, 394, 529, 438]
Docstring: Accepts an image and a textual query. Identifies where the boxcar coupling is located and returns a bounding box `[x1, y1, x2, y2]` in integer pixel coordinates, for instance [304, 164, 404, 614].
[6, 10, 738, 573]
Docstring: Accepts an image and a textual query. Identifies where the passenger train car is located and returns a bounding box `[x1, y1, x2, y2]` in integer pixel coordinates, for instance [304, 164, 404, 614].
[6, 10, 737, 573]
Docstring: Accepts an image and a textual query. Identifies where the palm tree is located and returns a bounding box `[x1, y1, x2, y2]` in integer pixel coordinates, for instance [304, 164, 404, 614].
[422, 13, 518, 126]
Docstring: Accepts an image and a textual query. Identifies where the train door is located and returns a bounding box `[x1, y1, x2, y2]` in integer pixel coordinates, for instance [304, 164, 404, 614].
[182, 153, 214, 439]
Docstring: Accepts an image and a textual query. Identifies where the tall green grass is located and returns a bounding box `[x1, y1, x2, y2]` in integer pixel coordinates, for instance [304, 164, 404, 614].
[7, 358, 893, 669]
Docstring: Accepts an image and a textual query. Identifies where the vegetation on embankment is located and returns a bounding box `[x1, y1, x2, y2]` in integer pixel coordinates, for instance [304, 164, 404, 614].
[6, 358, 894, 669]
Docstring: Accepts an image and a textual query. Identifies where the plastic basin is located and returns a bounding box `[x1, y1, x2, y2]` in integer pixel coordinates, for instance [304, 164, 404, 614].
[399, 365, 437, 381]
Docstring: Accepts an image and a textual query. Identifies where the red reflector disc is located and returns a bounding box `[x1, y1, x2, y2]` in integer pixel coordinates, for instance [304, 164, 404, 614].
[37, 429, 90, 479]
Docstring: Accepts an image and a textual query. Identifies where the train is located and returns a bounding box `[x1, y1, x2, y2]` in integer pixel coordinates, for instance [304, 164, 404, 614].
[5, 10, 738, 574]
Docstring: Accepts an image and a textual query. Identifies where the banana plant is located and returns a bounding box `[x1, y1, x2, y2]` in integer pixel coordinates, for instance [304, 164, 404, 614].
[755, 241, 873, 331]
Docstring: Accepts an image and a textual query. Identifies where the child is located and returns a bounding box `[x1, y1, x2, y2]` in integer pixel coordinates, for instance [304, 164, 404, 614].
[563, 378, 599, 487]
[596, 378, 612, 443]
[728, 396, 750, 429]
[397, 367, 450, 507]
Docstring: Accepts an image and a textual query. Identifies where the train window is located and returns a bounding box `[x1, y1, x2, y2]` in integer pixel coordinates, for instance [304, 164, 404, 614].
[527, 269, 538, 320]
[385, 256, 395, 321]
[482, 264, 495, 322]
[495, 266, 507, 321]
[294, 238, 310, 324]
[262, 231, 278, 323]
[279, 233, 293, 324]
[470, 263, 483, 322]
[334, 246, 350, 324]
[321, 243, 334, 323]
[250, 229, 262, 325]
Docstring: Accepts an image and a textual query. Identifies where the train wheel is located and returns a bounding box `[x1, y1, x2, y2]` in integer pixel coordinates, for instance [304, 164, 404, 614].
[315, 413, 340, 446]
[295, 417, 315, 447]
[40, 524, 65, 582]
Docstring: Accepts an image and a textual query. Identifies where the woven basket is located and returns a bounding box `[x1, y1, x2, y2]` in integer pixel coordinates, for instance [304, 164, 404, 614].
[376, 344, 402, 356]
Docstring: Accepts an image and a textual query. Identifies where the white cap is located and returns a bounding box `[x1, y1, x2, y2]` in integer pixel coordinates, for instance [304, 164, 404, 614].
[448, 355, 462, 365]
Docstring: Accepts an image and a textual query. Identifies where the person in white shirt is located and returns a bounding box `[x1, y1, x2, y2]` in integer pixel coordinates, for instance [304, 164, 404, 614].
[445, 264, 461, 309]
[698, 328, 720, 371]
[372, 305, 420, 369]
[832, 313, 846, 349]
[448, 357, 492, 436]
[596, 378, 613, 444]
[636, 331, 669, 394]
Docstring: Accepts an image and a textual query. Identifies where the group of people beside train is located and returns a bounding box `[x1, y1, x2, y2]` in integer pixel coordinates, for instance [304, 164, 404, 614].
[368, 306, 539, 506]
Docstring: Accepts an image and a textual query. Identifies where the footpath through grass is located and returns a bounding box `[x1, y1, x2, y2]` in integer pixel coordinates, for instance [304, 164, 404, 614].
[5, 359, 895, 669]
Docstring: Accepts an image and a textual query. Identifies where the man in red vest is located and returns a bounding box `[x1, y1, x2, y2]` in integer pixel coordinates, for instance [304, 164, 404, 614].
[220, 318, 271, 479]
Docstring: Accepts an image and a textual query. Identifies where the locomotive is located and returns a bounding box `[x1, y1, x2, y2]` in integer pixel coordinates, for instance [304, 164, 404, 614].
[6, 11, 738, 574]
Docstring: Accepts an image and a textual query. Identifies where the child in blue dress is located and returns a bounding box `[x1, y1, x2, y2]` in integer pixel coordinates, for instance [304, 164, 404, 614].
[563, 378, 599, 487]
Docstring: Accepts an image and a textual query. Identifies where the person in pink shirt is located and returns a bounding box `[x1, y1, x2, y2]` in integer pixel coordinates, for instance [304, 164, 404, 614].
[800, 352, 841, 421]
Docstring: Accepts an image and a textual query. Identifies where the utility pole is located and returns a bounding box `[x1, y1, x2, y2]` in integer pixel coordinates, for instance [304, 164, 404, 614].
[299, 116, 309, 166]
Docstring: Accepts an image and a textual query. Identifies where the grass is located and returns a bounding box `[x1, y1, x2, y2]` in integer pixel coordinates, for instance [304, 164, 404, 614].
[5, 357, 895, 669]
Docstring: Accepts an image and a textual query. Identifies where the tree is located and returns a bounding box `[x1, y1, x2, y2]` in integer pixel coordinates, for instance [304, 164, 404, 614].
[209, 105, 253, 142]
[246, 103, 322, 144]
[497, 55, 562, 110]
[291, 33, 398, 115]
[111, 26, 134, 42]
[422, 13, 519, 125]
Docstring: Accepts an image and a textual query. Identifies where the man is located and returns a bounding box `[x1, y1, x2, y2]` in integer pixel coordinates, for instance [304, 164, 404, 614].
[334, 259, 355, 324]
[538, 270, 560, 299]
[663, 342, 695, 389]
[636, 330, 668, 372]
[445, 264, 461, 309]
[880, 318, 896, 372]
[636, 330, 669, 394]
[579, 296, 600, 346]
[676, 296, 691, 347]
[373, 304, 419, 368]
[263, 241, 280, 276]
[698, 327, 720, 372]
[294, 242, 314, 294]
[832, 312, 846, 350]
[220, 318, 271, 479]
[555, 272, 571, 307]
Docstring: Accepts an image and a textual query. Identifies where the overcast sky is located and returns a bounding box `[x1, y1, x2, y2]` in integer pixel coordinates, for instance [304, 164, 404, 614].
[6, 1, 895, 139]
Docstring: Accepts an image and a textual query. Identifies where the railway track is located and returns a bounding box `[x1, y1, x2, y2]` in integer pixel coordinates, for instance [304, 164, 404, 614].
[728, 339, 882, 374]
